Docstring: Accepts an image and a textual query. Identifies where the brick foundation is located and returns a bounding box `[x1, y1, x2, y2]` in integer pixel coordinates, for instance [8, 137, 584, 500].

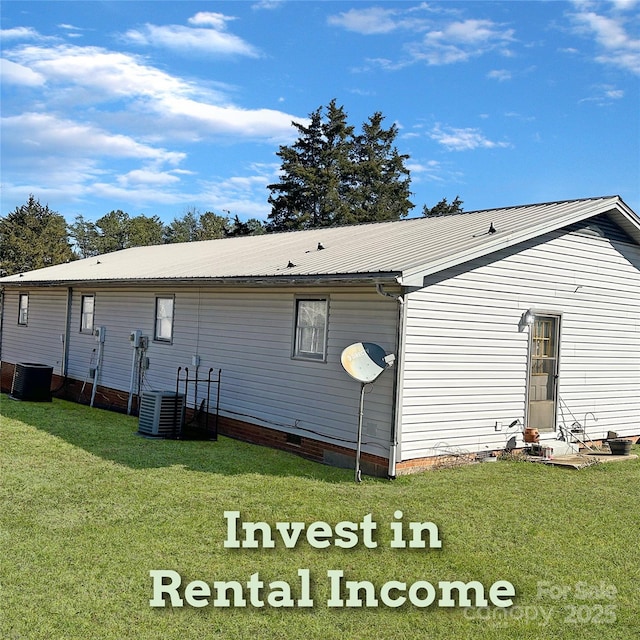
[0, 361, 389, 477]
[2, 361, 637, 477]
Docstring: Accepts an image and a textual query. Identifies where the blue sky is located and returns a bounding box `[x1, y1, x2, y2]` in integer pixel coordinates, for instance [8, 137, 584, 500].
[1, 0, 639, 225]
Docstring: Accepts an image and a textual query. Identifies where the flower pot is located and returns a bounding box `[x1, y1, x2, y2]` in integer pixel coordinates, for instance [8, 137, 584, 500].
[608, 439, 632, 456]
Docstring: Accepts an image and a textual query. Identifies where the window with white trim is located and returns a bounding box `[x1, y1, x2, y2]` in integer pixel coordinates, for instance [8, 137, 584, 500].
[154, 296, 174, 342]
[80, 295, 95, 333]
[18, 293, 29, 325]
[293, 297, 328, 360]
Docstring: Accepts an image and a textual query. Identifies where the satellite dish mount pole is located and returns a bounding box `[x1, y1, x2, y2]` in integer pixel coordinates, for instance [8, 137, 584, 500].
[355, 382, 366, 483]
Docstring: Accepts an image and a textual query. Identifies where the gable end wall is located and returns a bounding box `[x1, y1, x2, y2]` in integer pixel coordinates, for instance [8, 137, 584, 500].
[399, 227, 640, 461]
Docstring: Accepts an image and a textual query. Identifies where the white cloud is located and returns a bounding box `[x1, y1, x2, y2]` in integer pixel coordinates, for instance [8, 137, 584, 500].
[123, 12, 260, 57]
[12, 45, 192, 102]
[188, 12, 235, 29]
[413, 19, 515, 65]
[118, 169, 182, 188]
[487, 69, 512, 81]
[429, 124, 511, 151]
[155, 96, 301, 141]
[327, 7, 405, 35]
[2, 112, 185, 164]
[0, 26, 41, 40]
[0, 58, 45, 86]
[197, 162, 279, 219]
[251, 0, 285, 10]
[579, 83, 626, 104]
[4, 44, 300, 142]
[88, 182, 189, 208]
[335, 9, 517, 68]
[569, 1, 640, 74]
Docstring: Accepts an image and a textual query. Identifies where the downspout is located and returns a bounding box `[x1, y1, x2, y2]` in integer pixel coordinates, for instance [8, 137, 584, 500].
[62, 287, 73, 377]
[376, 283, 406, 479]
[0, 287, 5, 367]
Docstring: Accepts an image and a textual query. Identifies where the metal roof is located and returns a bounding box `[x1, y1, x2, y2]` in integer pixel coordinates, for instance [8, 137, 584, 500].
[2, 196, 638, 287]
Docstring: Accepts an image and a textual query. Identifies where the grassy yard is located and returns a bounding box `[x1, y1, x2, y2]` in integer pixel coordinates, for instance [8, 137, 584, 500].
[1, 396, 638, 640]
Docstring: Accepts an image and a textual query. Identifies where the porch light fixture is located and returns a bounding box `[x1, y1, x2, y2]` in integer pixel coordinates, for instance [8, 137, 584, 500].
[518, 309, 535, 332]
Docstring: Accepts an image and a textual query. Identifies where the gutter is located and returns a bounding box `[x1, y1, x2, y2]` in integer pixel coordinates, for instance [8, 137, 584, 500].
[0, 273, 403, 290]
[376, 282, 406, 479]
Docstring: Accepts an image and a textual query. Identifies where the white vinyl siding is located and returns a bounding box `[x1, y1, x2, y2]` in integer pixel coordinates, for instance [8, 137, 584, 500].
[1, 288, 68, 374]
[60, 286, 397, 457]
[398, 227, 640, 460]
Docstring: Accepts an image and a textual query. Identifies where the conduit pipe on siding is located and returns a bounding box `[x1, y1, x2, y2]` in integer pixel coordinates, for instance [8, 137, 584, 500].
[375, 283, 406, 480]
[90, 331, 105, 408]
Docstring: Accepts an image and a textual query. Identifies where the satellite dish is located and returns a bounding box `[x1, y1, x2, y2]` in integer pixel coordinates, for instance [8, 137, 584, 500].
[340, 342, 395, 483]
[341, 342, 395, 383]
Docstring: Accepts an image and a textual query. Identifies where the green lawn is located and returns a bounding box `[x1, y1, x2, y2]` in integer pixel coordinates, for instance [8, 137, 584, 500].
[1, 396, 638, 639]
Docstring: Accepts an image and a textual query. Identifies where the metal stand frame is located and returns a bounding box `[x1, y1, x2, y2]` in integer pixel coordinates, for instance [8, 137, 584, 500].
[175, 366, 221, 440]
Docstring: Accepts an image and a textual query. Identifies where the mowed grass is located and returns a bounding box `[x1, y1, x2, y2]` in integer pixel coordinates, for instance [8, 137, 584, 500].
[1, 396, 639, 640]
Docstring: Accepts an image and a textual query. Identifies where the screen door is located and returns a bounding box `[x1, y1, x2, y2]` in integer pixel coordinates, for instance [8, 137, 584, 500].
[527, 315, 560, 432]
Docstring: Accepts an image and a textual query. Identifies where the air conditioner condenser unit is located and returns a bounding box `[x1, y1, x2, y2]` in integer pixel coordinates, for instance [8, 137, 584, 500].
[137, 391, 185, 438]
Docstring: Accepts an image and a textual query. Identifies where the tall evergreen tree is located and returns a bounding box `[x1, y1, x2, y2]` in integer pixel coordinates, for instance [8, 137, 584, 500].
[422, 196, 464, 217]
[0, 195, 75, 275]
[342, 112, 412, 225]
[267, 100, 412, 232]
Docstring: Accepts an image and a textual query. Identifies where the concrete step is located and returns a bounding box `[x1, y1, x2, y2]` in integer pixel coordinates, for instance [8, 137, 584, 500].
[544, 441, 580, 456]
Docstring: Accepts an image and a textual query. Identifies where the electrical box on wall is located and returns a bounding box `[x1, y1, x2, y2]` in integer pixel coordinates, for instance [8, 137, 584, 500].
[130, 330, 142, 348]
[94, 326, 106, 342]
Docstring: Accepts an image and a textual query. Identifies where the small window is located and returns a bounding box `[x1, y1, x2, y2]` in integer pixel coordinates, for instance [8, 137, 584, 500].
[293, 298, 328, 360]
[18, 293, 29, 325]
[80, 295, 95, 333]
[154, 296, 174, 342]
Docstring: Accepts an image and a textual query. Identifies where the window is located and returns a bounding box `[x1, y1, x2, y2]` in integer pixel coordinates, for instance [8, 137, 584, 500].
[293, 298, 328, 360]
[80, 295, 95, 333]
[154, 296, 174, 342]
[18, 293, 29, 325]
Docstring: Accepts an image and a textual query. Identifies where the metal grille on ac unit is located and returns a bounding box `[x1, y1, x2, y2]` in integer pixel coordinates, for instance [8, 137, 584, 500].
[137, 391, 185, 438]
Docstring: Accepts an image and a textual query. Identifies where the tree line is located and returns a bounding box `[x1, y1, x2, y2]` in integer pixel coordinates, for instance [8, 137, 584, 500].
[0, 101, 463, 276]
[0, 198, 267, 275]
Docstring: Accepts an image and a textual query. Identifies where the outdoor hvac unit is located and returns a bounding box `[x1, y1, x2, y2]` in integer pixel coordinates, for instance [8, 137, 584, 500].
[11, 363, 53, 402]
[137, 391, 185, 438]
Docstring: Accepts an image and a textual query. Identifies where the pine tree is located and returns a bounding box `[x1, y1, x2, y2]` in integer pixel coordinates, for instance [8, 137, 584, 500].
[266, 100, 413, 232]
[0, 195, 75, 275]
[343, 112, 412, 225]
[422, 196, 464, 217]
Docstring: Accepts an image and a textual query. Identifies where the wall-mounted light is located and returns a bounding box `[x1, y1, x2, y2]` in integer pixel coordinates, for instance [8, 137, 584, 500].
[518, 309, 535, 332]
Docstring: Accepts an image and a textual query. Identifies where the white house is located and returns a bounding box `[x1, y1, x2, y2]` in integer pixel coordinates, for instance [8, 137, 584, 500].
[1, 196, 639, 475]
